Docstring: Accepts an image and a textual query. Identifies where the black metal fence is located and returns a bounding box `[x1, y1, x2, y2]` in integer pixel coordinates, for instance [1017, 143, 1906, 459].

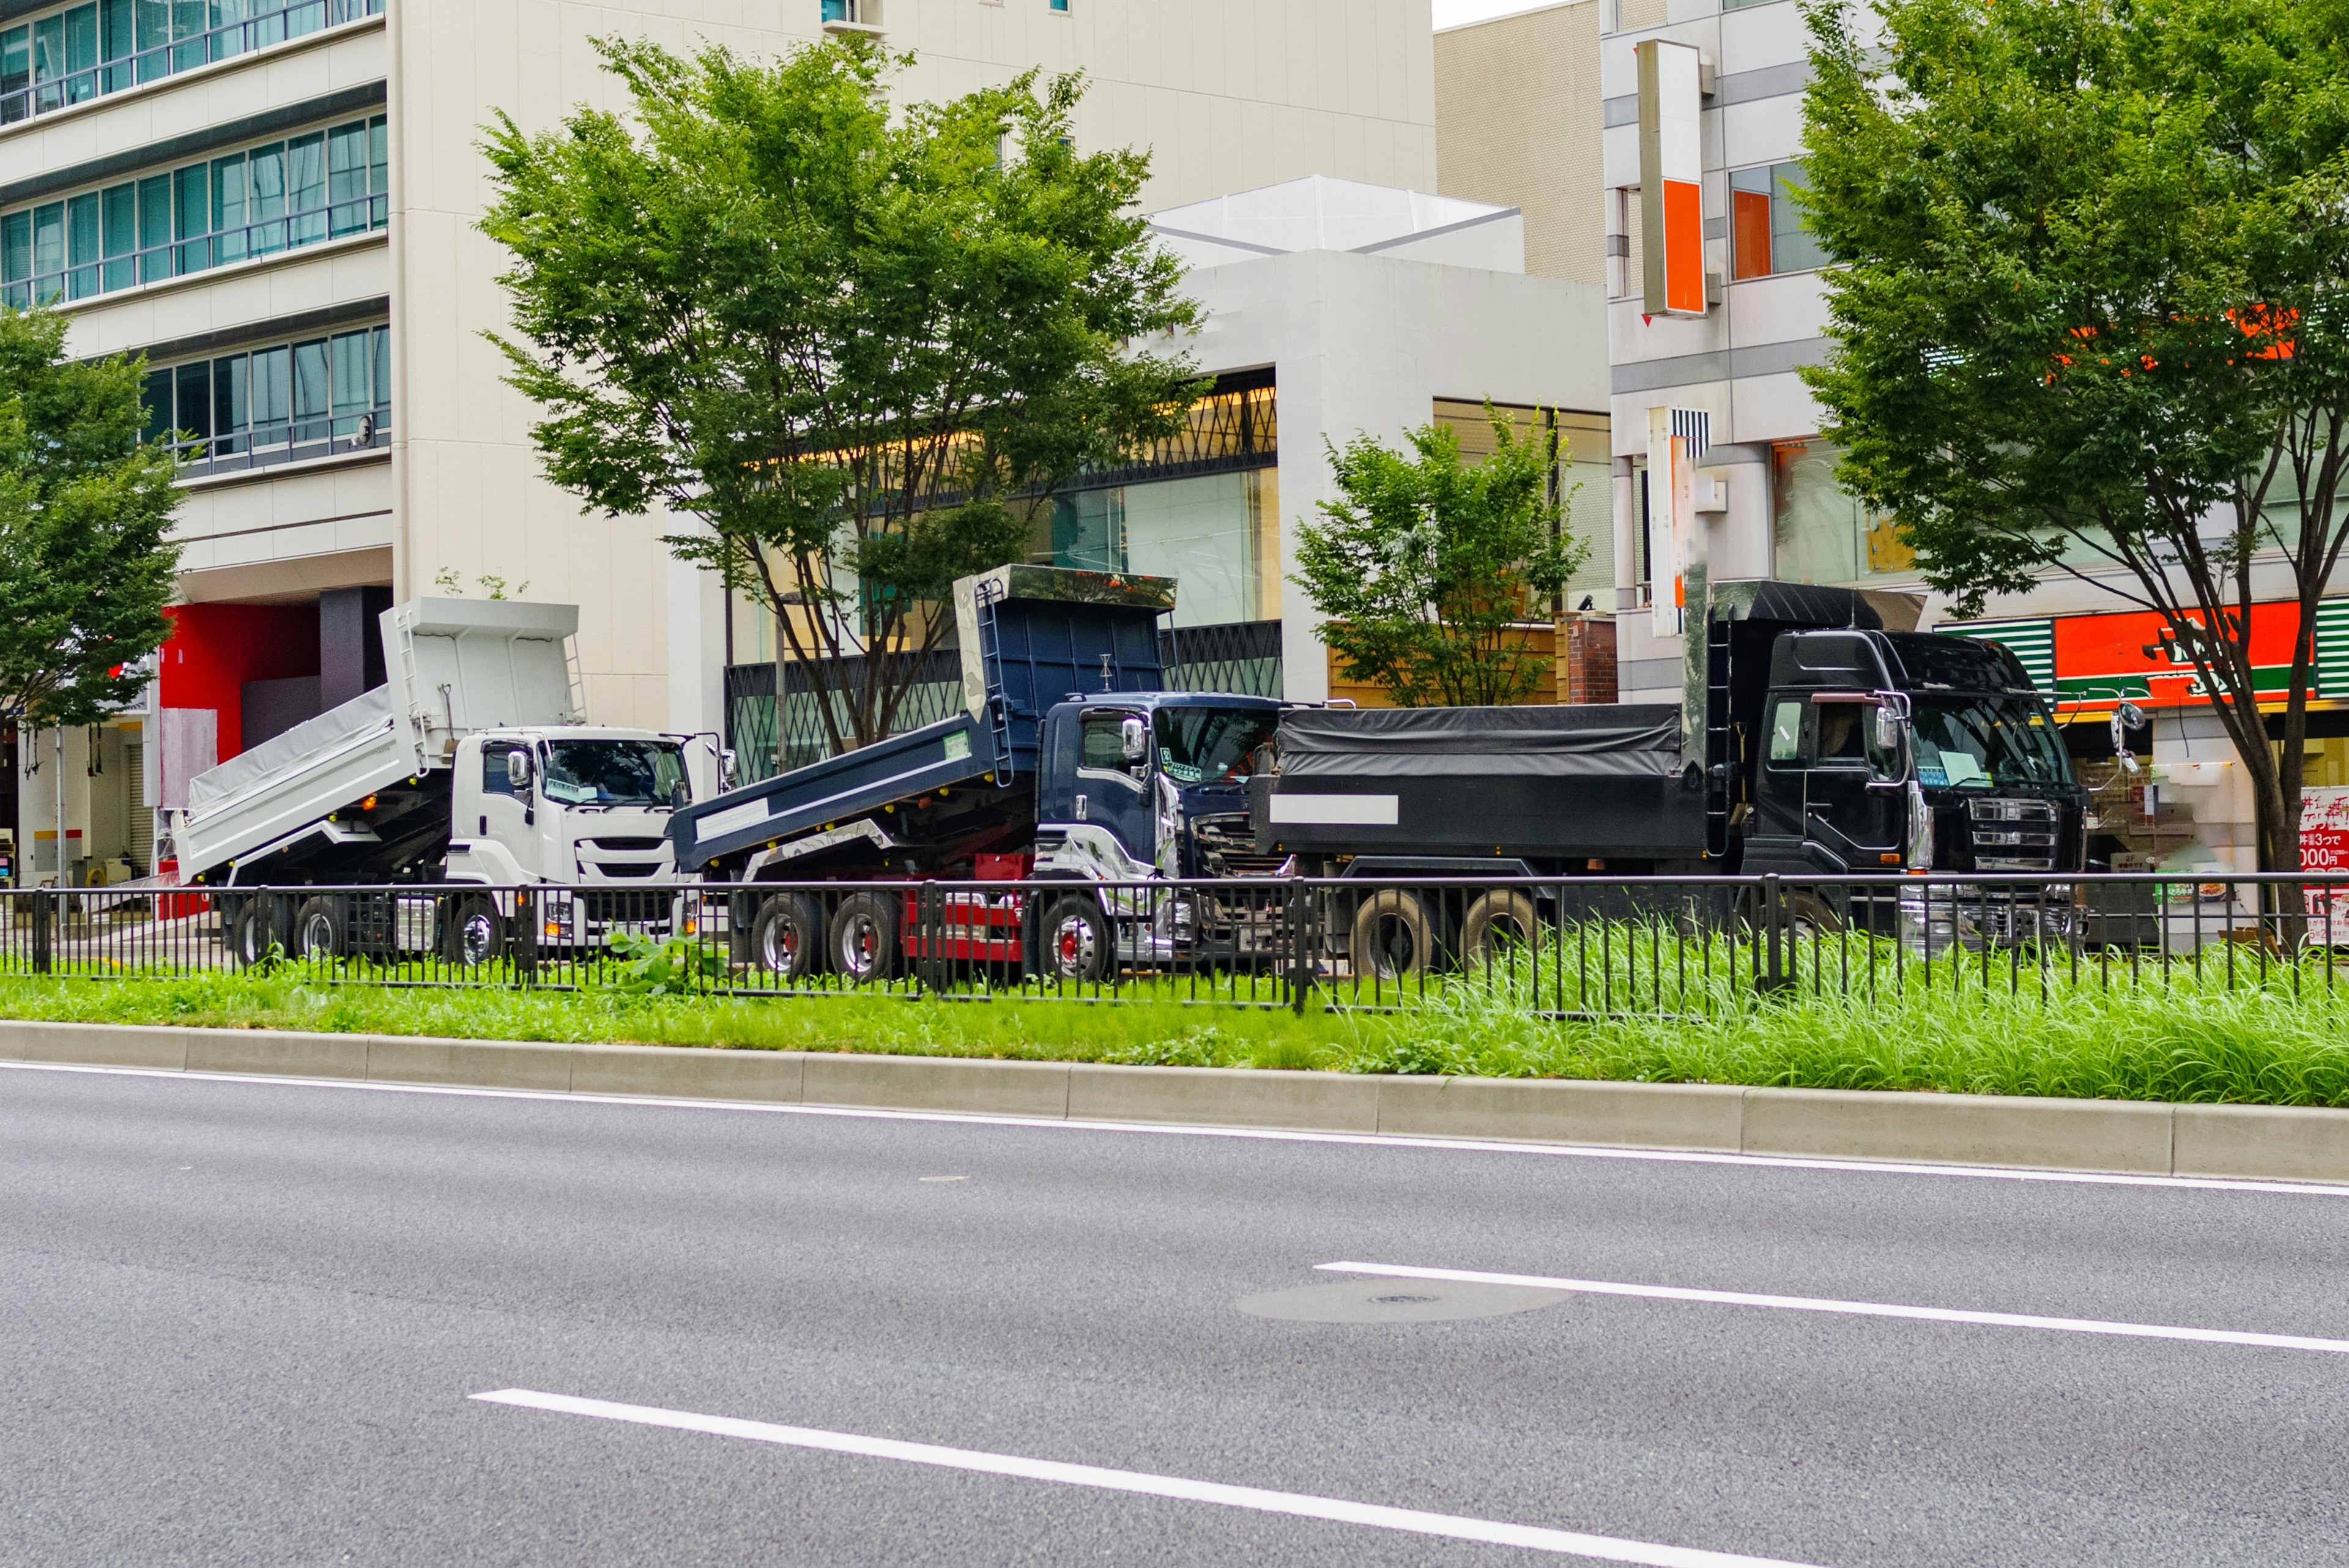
[10, 872, 2349, 1016]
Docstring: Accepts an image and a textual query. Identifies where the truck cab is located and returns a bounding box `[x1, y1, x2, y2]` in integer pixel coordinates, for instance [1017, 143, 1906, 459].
[1033, 694, 1286, 882]
[1740, 628, 2084, 877]
[448, 728, 699, 886]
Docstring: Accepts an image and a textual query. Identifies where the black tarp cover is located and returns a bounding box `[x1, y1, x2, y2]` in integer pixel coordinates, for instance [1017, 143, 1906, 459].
[1278, 704, 1684, 779]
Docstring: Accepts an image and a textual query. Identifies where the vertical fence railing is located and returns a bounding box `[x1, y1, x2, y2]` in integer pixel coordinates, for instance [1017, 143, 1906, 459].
[5, 872, 2349, 1016]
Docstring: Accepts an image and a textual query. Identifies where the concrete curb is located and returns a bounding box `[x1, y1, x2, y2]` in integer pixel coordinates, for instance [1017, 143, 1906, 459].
[5, 1017, 2348, 1184]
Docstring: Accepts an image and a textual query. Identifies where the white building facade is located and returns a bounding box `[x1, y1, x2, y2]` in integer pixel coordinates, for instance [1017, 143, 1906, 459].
[0, 0, 1439, 882]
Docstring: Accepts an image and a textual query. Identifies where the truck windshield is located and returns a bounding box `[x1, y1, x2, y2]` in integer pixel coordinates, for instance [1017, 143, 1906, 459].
[540, 740, 689, 807]
[1156, 708, 1281, 785]
[1910, 697, 2068, 788]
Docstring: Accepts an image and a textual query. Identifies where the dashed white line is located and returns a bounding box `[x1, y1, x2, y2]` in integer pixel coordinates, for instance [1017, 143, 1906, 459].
[7, 1056, 2348, 1199]
[470, 1388, 1833, 1567]
[1318, 1261, 2349, 1356]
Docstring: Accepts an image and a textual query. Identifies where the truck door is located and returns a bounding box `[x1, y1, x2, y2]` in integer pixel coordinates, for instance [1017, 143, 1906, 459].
[1800, 699, 1903, 867]
[1073, 708, 1155, 863]
[478, 737, 544, 879]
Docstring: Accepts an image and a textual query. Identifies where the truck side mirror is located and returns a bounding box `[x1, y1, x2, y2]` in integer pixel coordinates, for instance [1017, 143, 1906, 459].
[1872, 704, 1903, 754]
[1120, 715, 1149, 764]
[506, 748, 532, 792]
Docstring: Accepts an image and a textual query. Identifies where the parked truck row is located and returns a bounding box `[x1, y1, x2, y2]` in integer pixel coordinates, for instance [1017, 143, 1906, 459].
[667, 566, 2087, 982]
[161, 563, 2081, 979]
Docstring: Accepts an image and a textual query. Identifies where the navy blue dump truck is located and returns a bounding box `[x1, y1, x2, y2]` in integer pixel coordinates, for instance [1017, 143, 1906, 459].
[1254, 582, 2088, 969]
[670, 565, 1286, 983]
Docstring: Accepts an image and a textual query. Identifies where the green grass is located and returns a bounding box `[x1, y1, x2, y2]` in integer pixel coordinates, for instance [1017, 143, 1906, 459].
[8, 935, 2349, 1105]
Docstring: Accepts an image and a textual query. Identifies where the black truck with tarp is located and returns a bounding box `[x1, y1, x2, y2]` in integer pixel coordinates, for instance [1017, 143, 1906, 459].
[1253, 581, 2087, 967]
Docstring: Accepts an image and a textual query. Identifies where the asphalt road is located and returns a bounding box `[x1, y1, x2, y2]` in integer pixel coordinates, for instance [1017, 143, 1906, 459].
[6, 1063, 2349, 1567]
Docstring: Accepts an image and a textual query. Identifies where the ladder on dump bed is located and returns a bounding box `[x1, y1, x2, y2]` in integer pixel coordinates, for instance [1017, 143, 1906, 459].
[1705, 611, 1734, 859]
[971, 574, 1015, 784]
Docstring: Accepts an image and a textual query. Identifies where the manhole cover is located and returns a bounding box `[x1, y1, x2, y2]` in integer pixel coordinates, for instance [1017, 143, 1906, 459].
[1236, 1279, 1567, 1324]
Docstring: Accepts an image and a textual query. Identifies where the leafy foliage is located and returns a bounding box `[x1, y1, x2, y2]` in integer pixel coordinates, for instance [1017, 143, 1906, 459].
[481, 36, 1203, 756]
[596, 929, 725, 997]
[0, 308, 180, 730]
[1799, 0, 2349, 873]
[1291, 407, 1584, 707]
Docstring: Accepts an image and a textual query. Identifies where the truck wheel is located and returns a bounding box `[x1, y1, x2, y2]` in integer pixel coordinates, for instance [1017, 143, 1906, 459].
[751, 892, 824, 979]
[442, 895, 506, 967]
[292, 896, 348, 959]
[1041, 894, 1113, 984]
[1350, 889, 1442, 981]
[829, 892, 901, 984]
[228, 897, 287, 968]
[1461, 890, 1540, 968]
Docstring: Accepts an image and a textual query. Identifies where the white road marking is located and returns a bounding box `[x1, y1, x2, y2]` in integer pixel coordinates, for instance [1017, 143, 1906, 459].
[918, 1175, 968, 1183]
[1319, 1262, 2349, 1356]
[470, 1388, 1830, 1567]
[6, 1057, 2348, 1199]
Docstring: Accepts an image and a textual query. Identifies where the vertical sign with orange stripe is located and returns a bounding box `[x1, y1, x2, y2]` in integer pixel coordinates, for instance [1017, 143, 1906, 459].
[1637, 39, 1705, 318]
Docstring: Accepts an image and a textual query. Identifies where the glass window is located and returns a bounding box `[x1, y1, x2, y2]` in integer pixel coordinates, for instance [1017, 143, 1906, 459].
[539, 740, 688, 806]
[1, 25, 29, 122]
[329, 328, 369, 435]
[1767, 701, 1802, 763]
[65, 190, 100, 299]
[1, 211, 29, 306]
[98, 0, 131, 90]
[291, 336, 328, 443]
[327, 119, 368, 234]
[173, 164, 208, 272]
[209, 0, 250, 62]
[210, 150, 247, 263]
[1154, 707, 1278, 784]
[1729, 162, 1826, 280]
[137, 173, 170, 282]
[168, 0, 202, 70]
[370, 324, 388, 414]
[482, 746, 521, 797]
[1772, 439, 1914, 585]
[247, 140, 284, 254]
[174, 360, 210, 444]
[251, 343, 289, 441]
[62, 4, 98, 103]
[139, 366, 171, 444]
[286, 130, 325, 246]
[100, 181, 136, 291]
[1078, 713, 1136, 772]
[133, 0, 167, 81]
[31, 202, 65, 292]
[212, 353, 248, 454]
[1911, 697, 2069, 788]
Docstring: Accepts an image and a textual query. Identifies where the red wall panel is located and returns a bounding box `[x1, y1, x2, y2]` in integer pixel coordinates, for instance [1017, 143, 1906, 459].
[158, 603, 321, 760]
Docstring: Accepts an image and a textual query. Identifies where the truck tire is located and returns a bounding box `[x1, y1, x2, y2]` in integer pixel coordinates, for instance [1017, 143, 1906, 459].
[829, 892, 901, 984]
[228, 896, 287, 968]
[751, 892, 825, 979]
[1349, 888, 1442, 981]
[1040, 894, 1114, 984]
[442, 894, 506, 967]
[292, 896, 349, 959]
[1460, 889, 1540, 968]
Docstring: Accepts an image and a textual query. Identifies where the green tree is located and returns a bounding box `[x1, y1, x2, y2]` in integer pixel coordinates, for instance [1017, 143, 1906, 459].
[481, 36, 1202, 758]
[1292, 409, 1584, 707]
[1800, 0, 2349, 878]
[0, 307, 180, 734]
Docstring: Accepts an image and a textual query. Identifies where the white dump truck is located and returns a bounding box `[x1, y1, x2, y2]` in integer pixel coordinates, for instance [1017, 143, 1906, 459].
[169, 598, 718, 965]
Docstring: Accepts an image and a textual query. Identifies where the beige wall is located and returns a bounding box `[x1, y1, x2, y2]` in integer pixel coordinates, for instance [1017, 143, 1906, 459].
[390, 0, 1441, 728]
[1433, 1, 1603, 285]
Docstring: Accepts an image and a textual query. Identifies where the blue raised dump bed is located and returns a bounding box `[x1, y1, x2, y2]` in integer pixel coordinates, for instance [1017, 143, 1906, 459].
[671, 565, 1176, 872]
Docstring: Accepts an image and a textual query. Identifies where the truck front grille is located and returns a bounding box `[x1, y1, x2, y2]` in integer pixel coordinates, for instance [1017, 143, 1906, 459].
[1969, 797, 2059, 871]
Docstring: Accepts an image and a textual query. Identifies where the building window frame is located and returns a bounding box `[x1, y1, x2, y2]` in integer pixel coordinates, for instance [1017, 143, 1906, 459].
[1728, 159, 1827, 281]
[1, 111, 387, 308]
[0, 0, 384, 128]
[140, 319, 391, 477]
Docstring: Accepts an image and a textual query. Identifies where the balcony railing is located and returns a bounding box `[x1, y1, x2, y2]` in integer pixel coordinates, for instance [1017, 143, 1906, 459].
[4, 189, 387, 310]
[163, 399, 390, 479]
[0, 0, 384, 127]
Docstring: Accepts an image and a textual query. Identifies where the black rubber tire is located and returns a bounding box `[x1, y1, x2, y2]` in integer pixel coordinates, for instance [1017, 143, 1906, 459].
[442, 894, 506, 967]
[1460, 889, 1540, 968]
[1349, 888, 1443, 980]
[228, 897, 286, 968]
[828, 892, 901, 984]
[292, 895, 348, 959]
[1039, 894, 1115, 984]
[751, 892, 825, 979]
